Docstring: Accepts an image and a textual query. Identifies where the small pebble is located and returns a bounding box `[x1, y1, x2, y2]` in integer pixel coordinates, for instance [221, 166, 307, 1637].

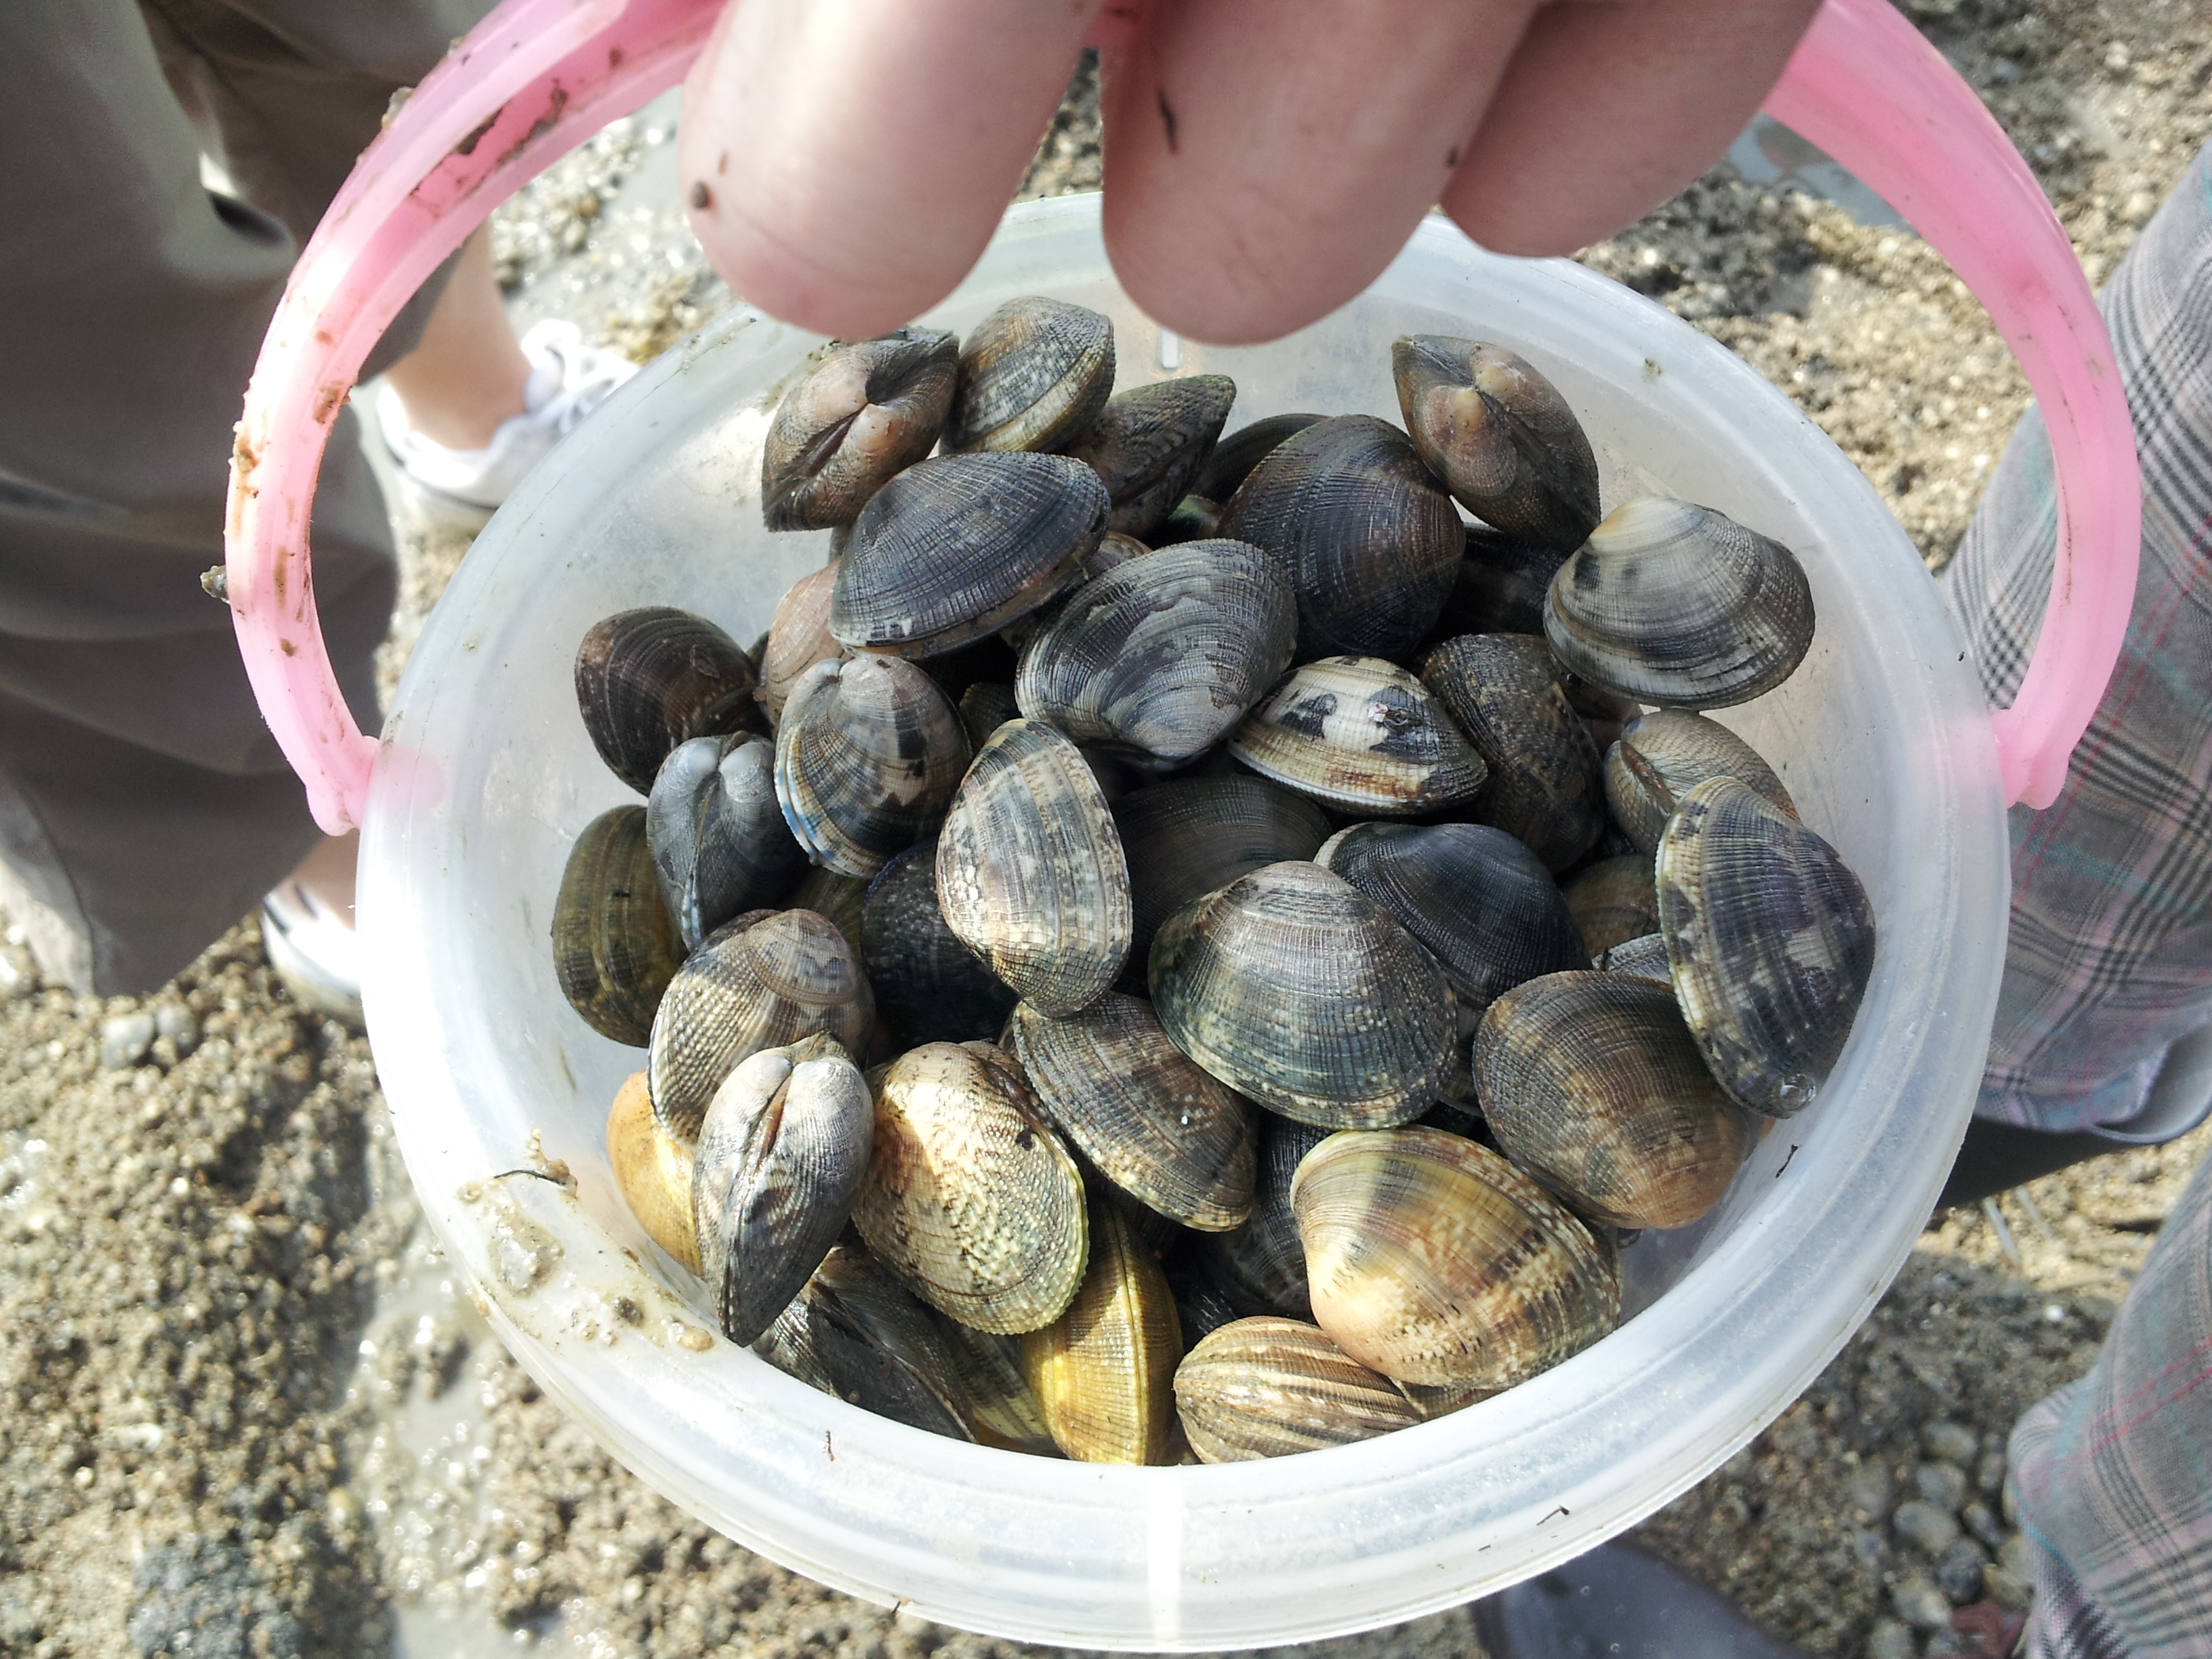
[1975, 1448, 2007, 1495]
[1921, 1421, 1978, 1465]
[1985, 1559, 2034, 1611]
[1846, 1460, 1894, 1520]
[1922, 1633, 1974, 1658]
[1961, 1500, 2003, 1549]
[99, 1011, 156, 1070]
[1863, 1618, 1916, 1659]
[1852, 1528, 1889, 1572]
[152, 1002, 199, 1057]
[1891, 1572, 1953, 1631]
[1893, 1499, 1962, 1556]
[1937, 1537, 1989, 1604]
[1914, 1460, 1970, 1513]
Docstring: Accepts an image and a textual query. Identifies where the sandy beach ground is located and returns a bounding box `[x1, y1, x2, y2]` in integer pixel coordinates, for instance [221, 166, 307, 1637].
[5, 3, 2211, 1655]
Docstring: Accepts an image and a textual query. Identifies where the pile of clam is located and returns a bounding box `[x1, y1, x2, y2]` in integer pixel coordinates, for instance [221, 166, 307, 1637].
[552, 298, 1877, 1465]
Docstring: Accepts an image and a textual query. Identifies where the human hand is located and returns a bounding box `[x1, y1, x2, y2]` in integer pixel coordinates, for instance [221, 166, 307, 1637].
[678, 0, 1823, 346]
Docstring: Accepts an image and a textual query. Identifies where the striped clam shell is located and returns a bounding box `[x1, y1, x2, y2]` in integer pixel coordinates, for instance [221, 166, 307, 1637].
[774, 655, 969, 880]
[1420, 632, 1607, 872]
[647, 733, 807, 950]
[575, 607, 766, 794]
[1020, 1197, 1184, 1464]
[859, 840, 1018, 1050]
[551, 805, 682, 1046]
[754, 1243, 979, 1442]
[756, 561, 846, 725]
[1604, 708, 1799, 855]
[1227, 656, 1488, 816]
[1563, 853, 1660, 958]
[1173, 1316, 1422, 1462]
[946, 296, 1115, 454]
[1064, 375, 1237, 539]
[1109, 775, 1331, 978]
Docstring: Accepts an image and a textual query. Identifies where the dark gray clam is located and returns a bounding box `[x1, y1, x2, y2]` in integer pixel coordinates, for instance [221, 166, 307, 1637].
[1016, 539, 1296, 765]
[1392, 337, 1601, 552]
[860, 839, 1017, 1050]
[1658, 778, 1875, 1117]
[1595, 930, 1673, 981]
[1428, 527, 1573, 641]
[1422, 634, 1607, 872]
[1065, 375, 1237, 539]
[1197, 1113, 1332, 1320]
[646, 907, 875, 1139]
[781, 865, 869, 960]
[648, 734, 807, 949]
[552, 806, 682, 1045]
[575, 608, 766, 793]
[1475, 971, 1750, 1231]
[1007, 991, 1257, 1232]
[1195, 413, 1324, 502]
[1220, 415, 1462, 661]
[1110, 776, 1332, 976]
[1315, 821, 1586, 1021]
[1563, 854, 1660, 958]
[1544, 497, 1816, 708]
[754, 1243, 979, 1441]
[1174, 1317, 1422, 1463]
[830, 452, 1108, 658]
[933, 1315, 1061, 1456]
[956, 682, 1020, 752]
[1149, 861, 1455, 1129]
[936, 720, 1132, 1017]
[774, 656, 970, 880]
[757, 562, 845, 724]
[692, 1033, 874, 1344]
[760, 329, 958, 531]
[1227, 656, 1488, 816]
[1604, 708, 1798, 855]
[947, 297, 1115, 454]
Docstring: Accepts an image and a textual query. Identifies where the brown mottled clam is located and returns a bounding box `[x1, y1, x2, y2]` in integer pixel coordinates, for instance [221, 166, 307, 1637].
[1293, 1126, 1619, 1389]
[830, 452, 1108, 658]
[1021, 1195, 1183, 1463]
[1544, 497, 1815, 709]
[1658, 778, 1875, 1117]
[946, 297, 1115, 453]
[1109, 775, 1330, 976]
[575, 608, 766, 794]
[1149, 861, 1455, 1129]
[1392, 337, 1601, 552]
[1016, 539, 1296, 765]
[1604, 708, 1798, 855]
[607, 1071, 699, 1273]
[851, 1042, 1089, 1334]
[773, 655, 970, 880]
[646, 907, 874, 1139]
[552, 805, 682, 1045]
[1227, 656, 1488, 817]
[861, 840, 1018, 1050]
[756, 1243, 979, 1441]
[1475, 972, 1750, 1230]
[1007, 992, 1256, 1232]
[760, 329, 958, 531]
[1421, 633, 1607, 872]
[756, 562, 845, 724]
[1174, 1316, 1422, 1462]
[648, 733, 807, 949]
[1563, 854, 1660, 958]
[1065, 375, 1237, 539]
[937, 720, 1132, 1017]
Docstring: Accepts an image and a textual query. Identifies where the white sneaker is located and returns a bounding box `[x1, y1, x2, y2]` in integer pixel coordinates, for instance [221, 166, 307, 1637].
[373, 319, 638, 531]
[260, 878, 365, 1029]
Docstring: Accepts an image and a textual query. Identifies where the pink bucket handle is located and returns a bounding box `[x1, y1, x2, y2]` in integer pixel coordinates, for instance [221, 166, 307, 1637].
[224, 0, 2138, 832]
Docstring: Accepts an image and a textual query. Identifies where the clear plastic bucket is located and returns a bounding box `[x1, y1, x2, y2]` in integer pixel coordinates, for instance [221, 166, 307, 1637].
[357, 194, 2009, 1649]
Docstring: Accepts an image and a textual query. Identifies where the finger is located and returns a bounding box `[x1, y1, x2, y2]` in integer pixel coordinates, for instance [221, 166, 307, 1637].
[1100, 0, 1541, 346]
[680, 0, 1099, 337]
[1442, 0, 1823, 256]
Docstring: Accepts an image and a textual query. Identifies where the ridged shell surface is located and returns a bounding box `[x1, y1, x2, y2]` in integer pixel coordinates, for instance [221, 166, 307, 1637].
[1201, 1113, 1332, 1319]
[1596, 930, 1673, 981]
[1228, 656, 1488, 815]
[1430, 528, 1574, 641]
[1109, 776, 1330, 972]
[757, 562, 846, 724]
[936, 720, 1132, 1016]
[933, 1315, 1061, 1456]
[646, 908, 875, 1139]
[1658, 778, 1876, 1116]
[1020, 1197, 1183, 1463]
[1392, 337, 1601, 551]
[760, 329, 958, 530]
[756, 1244, 978, 1441]
[830, 452, 1108, 657]
[575, 608, 765, 794]
[606, 1071, 699, 1273]
[1421, 633, 1606, 872]
[947, 297, 1115, 453]
[774, 655, 970, 879]
[1174, 1316, 1420, 1462]
[552, 806, 682, 1045]
[1605, 709, 1799, 855]
[1292, 1127, 1619, 1388]
[1017, 539, 1296, 763]
[1564, 854, 1660, 957]
[781, 865, 868, 958]
[956, 682, 1021, 752]
[1007, 993, 1256, 1231]
[1149, 861, 1454, 1128]
[1065, 375, 1236, 538]
[1544, 497, 1816, 709]
[649, 733, 807, 949]
[851, 1042, 1089, 1334]
[1474, 972, 1749, 1229]
[1220, 415, 1462, 660]
[1195, 413, 1323, 502]
[860, 840, 1018, 1050]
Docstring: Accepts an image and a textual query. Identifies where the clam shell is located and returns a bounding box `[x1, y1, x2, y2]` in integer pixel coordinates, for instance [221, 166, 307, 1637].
[1007, 992, 1257, 1232]
[859, 840, 1019, 1050]
[760, 329, 958, 530]
[606, 1071, 699, 1273]
[1016, 539, 1296, 764]
[1658, 778, 1875, 1116]
[576, 608, 766, 794]
[851, 1041, 1089, 1334]
[1020, 1197, 1183, 1463]
[1392, 337, 1601, 551]
[1315, 821, 1587, 1019]
[1164, 1250, 1244, 1349]
[1292, 1126, 1619, 1388]
[933, 1315, 1062, 1456]
[1227, 656, 1488, 816]
[1563, 853, 1660, 958]
[1149, 861, 1455, 1128]
[1595, 930, 1673, 981]
[757, 562, 846, 724]
[936, 720, 1132, 1017]
[1195, 413, 1324, 502]
[1174, 1317, 1421, 1462]
[830, 452, 1108, 659]
[1543, 497, 1815, 709]
[646, 907, 875, 1139]
[1220, 415, 1462, 660]
[1420, 634, 1607, 872]
[1603, 709, 1798, 855]
[756, 1243, 979, 1441]
[956, 682, 1021, 752]
[1109, 776, 1332, 975]
[648, 733, 808, 949]
[774, 655, 970, 879]
[1475, 971, 1750, 1229]
[1428, 527, 1572, 641]
[692, 1033, 874, 1343]
[1065, 375, 1237, 539]
[552, 805, 682, 1045]
[947, 296, 1115, 453]
[781, 865, 869, 959]
[1197, 1113, 1332, 1319]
